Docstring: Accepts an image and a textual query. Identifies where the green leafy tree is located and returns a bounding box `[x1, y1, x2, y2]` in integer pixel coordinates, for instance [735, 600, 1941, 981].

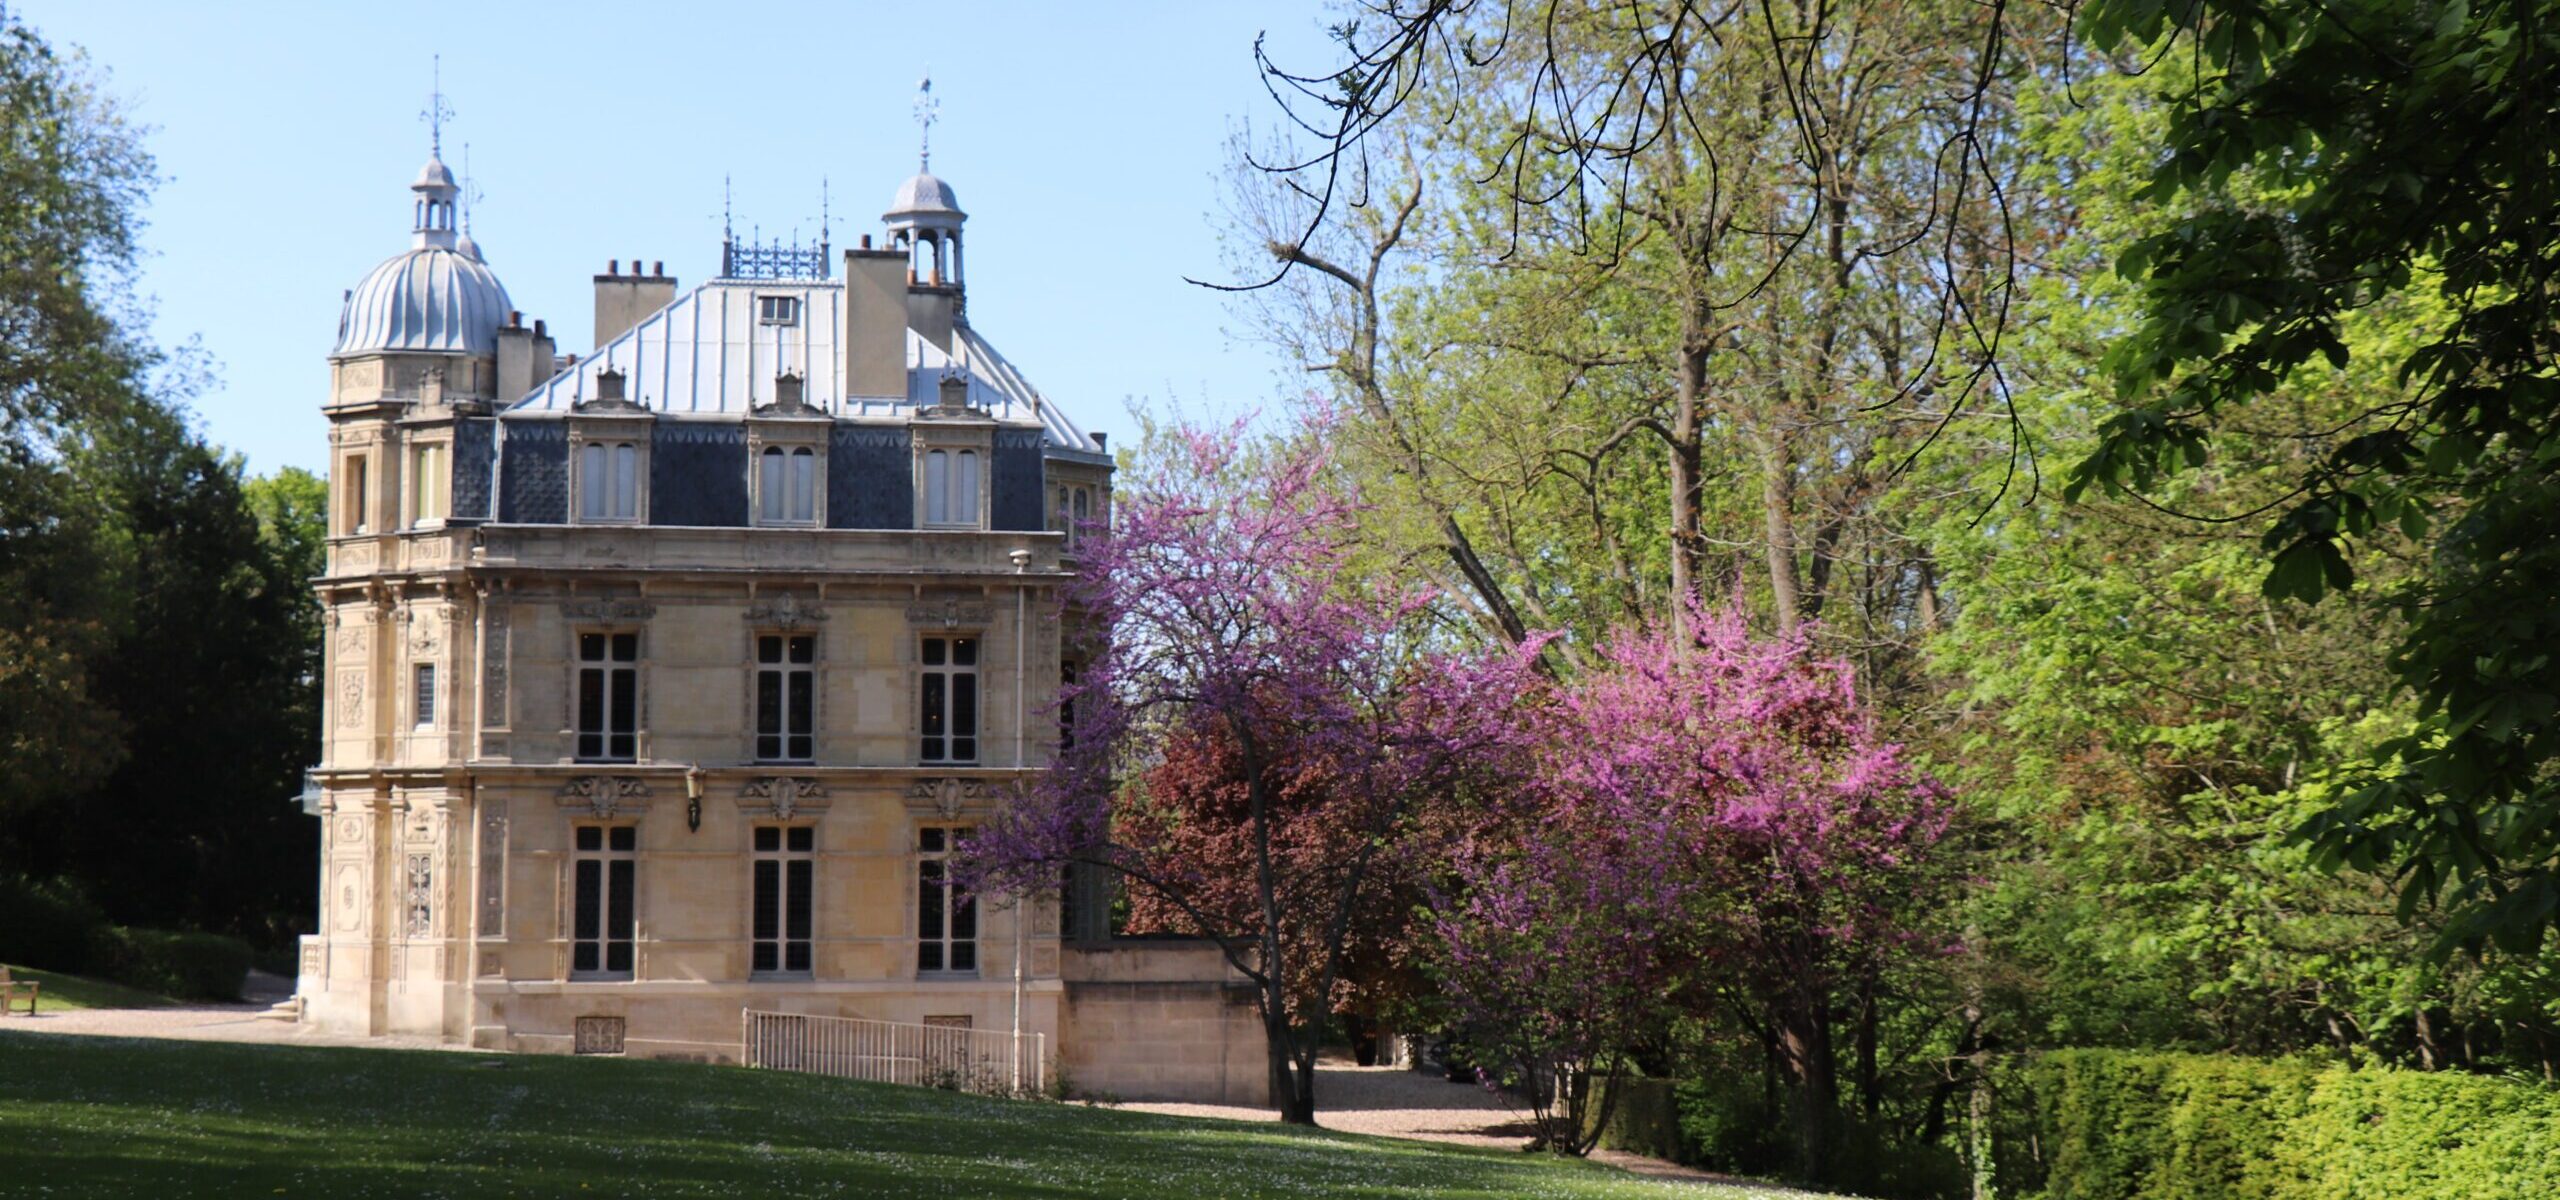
[2064, 0, 2560, 953]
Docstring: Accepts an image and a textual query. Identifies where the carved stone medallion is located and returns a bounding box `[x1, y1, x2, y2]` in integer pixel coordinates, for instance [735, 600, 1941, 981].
[556, 775, 651, 818]
[737, 777, 829, 821]
[905, 777, 986, 820]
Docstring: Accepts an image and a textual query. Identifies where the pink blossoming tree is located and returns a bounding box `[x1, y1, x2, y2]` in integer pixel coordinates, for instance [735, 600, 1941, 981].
[1433, 608, 1960, 1162]
[961, 417, 1544, 1124]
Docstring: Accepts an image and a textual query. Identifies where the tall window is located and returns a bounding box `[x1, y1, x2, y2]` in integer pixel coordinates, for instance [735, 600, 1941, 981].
[917, 825, 976, 973]
[577, 632, 639, 762]
[1058, 659, 1077, 749]
[757, 446, 817, 524]
[755, 633, 815, 762]
[572, 825, 636, 978]
[752, 825, 814, 975]
[413, 663, 437, 728]
[411, 443, 446, 526]
[343, 454, 369, 534]
[579, 441, 640, 521]
[919, 636, 977, 763]
[923, 449, 980, 525]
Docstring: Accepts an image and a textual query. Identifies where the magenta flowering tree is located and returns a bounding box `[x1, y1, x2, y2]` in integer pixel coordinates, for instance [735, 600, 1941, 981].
[1433, 606, 1959, 1162]
[960, 415, 1544, 1124]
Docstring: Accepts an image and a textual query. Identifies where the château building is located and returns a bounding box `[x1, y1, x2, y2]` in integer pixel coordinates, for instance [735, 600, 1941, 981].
[296, 117, 1261, 1103]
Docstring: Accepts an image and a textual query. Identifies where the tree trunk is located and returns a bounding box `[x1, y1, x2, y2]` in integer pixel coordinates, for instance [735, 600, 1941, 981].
[1670, 300, 1710, 617]
[1268, 1001, 1316, 1123]
[1777, 1001, 1837, 1182]
[1855, 974, 1880, 1124]
[1760, 423, 1803, 634]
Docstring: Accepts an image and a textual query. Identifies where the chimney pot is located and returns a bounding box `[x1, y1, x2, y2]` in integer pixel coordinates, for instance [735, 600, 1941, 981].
[652, 260, 663, 277]
[534, 319, 547, 337]
[1093, 432, 1109, 450]
[608, 259, 619, 276]
[861, 234, 872, 249]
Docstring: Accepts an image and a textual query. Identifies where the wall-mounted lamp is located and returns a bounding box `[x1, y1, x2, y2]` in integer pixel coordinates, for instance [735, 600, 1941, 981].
[685, 766, 703, 833]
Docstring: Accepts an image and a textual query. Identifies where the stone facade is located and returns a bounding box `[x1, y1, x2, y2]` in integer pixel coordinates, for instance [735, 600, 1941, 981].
[296, 149, 1254, 1102]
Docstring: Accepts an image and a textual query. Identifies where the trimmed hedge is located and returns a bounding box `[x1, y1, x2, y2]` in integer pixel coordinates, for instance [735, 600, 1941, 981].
[0, 871, 252, 1001]
[2001, 1049, 2560, 1200]
[83, 925, 252, 1001]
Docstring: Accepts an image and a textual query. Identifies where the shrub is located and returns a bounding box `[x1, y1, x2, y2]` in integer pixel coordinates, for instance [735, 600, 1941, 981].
[2003, 1049, 2560, 1200]
[83, 925, 252, 1001]
[0, 872, 108, 971]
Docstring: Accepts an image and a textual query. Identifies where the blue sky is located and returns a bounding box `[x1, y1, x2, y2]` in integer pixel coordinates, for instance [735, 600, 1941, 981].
[29, 1, 1332, 473]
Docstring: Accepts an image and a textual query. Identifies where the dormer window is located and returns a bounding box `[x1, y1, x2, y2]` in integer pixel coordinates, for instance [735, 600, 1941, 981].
[757, 295, 800, 326]
[756, 445, 818, 525]
[923, 448, 981, 527]
[578, 441, 643, 522]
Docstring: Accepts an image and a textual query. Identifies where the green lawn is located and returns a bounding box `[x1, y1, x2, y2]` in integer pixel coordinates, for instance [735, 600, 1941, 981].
[0, 1032, 1813, 1199]
[0, 965, 181, 1012]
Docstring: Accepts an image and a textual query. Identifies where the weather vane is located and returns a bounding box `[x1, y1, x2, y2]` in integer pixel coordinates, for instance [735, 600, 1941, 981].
[460, 142, 483, 231]
[914, 73, 938, 171]
[421, 54, 454, 156]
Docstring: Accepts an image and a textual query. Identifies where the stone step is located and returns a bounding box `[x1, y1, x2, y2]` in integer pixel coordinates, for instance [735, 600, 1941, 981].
[256, 995, 304, 1023]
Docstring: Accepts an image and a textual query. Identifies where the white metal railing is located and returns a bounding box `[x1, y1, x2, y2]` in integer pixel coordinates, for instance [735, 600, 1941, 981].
[741, 1010, 1044, 1098]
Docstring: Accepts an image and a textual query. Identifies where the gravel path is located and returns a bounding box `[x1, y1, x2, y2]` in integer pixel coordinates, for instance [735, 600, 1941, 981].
[1111, 1060, 1827, 1193]
[0, 971, 452, 1052]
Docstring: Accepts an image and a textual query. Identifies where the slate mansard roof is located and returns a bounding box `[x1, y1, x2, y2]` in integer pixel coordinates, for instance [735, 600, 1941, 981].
[505, 278, 1104, 461]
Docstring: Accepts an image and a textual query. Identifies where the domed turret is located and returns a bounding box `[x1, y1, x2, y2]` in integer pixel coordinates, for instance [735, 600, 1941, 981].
[333, 150, 512, 358]
[886, 75, 967, 291]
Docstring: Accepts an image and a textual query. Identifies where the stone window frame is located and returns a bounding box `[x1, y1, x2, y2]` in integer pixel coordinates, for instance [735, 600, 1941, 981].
[745, 418, 829, 529]
[568, 416, 653, 526]
[747, 823, 817, 979]
[403, 429, 455, 531]
[747, 628, 822, 765]
[913, 426, 993, 531]
[913, 823, 979, 978]
[915, 631, 982, 766]
[337, 445, 374, 536]
[570, 627, 645, 764]
[412, 661, 438, 730]
[566, 822, 639, 982]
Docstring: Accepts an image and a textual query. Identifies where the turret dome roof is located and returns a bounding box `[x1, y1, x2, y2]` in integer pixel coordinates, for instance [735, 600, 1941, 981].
[334, 244, 512, 358]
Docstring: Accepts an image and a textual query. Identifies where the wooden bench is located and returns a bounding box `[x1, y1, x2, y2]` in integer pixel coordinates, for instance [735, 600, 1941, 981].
[0, 966, 37, 1016]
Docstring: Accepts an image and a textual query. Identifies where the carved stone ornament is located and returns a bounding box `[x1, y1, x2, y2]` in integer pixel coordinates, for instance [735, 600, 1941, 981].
[408, 614, 444, 657]
[335, 670, 366, 728]
[744, 593, 828, 629]
[477, 806, 508, 938]
[555, 775, 651, 818]
[559, 598, 656, 622]
[737, 776, 830, 820]
[405, 853, 433, 938]
[905, 597, 991, 628]
[905, 777, 987, 820]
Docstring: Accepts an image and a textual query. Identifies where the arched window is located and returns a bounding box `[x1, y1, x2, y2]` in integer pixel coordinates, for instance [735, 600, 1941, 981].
[759, 447, 785, 521]
[925, 450, 949, 523]
[581, 441, 641, 521]
[953, 451, 979, 524]
[611, 443, 639, 518]
[789, 447, 816, 522]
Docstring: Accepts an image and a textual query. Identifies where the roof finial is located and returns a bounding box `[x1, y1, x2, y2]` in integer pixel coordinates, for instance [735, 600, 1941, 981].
[913, 72, 938, 172]
[421, 54, 454, 157]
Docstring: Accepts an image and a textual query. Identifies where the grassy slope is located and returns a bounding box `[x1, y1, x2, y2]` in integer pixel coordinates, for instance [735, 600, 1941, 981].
[0, 1032, 1812, 1199]
[0, 965, 181, 1012]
